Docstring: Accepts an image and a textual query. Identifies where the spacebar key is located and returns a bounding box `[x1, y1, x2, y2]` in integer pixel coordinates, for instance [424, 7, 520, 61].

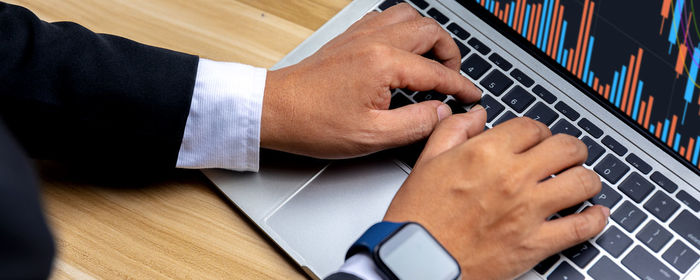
[670, 210, 700, 250]
[622, 246, 678, 280]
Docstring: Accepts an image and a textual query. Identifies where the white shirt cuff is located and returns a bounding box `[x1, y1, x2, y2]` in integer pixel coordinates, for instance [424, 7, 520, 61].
[337, 252, 384, 280]
[176, 58, 266, 171]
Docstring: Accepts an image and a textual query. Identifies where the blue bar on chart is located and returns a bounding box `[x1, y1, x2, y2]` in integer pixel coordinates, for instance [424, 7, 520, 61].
[667, 0, 685, 51]
[662, 118, 670, 143]
[521, 4, 531, 37]
[536, 0, 549, 48]
[556, 20, 568, 64]
[615, 66, 628, 107]
[674, 133, 681, 151]
[693, 137, 700, 165]
[632, 81, 644, 120]
[582, 36, 595, 82]
[610, 71, 620, 103]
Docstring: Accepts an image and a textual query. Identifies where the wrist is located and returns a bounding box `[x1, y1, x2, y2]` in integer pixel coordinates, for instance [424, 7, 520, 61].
[346, 221, 461, 280]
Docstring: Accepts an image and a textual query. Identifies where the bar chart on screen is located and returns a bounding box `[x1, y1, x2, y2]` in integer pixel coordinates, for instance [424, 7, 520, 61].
[476, 0, 700, 170]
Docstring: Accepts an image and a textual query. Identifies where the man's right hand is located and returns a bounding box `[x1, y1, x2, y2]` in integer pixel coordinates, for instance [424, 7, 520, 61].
[384, 113, 610, 280]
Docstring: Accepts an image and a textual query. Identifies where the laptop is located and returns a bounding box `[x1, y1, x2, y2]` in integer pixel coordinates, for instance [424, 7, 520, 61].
[203, 0, 700, 279]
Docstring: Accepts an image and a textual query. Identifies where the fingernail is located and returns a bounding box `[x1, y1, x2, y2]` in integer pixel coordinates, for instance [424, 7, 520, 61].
[470, 104, 484, 112]
[601, 207, 610, 218]
[437, 104, 452, 121]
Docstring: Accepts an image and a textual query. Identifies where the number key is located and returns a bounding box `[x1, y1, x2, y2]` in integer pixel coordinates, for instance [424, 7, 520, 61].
[480, 70, 514, 96]
[501, 86, 535, 113]
[461, 54, 491, 79]
[594, 154, 629, 184]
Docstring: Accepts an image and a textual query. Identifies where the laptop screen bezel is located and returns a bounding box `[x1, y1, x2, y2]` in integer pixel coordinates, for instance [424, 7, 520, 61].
[454, 0, 700, 176]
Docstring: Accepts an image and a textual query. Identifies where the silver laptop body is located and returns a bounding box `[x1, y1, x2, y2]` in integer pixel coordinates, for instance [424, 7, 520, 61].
[203, 0, 700, 279]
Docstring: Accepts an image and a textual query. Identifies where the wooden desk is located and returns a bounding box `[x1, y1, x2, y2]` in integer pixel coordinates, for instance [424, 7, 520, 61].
[7, 0, 350, 278]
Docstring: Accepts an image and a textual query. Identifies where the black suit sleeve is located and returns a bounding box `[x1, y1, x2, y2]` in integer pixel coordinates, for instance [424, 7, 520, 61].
[325, 272, 365, 280]
[0, 2, 199, 168]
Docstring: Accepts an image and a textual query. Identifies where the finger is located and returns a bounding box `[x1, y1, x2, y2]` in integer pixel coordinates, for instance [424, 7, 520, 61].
[415, 105, 487, 166]
[379, 17, 462, 71]
[532, 166, 602, 216]
[519, 134, 588, 180]
[370, 100, 449, 149]
[388, 50, 481, 103]
[535, 206, 609, 255]
[480, 117, 551, 153]
[359, 3, 422, 29]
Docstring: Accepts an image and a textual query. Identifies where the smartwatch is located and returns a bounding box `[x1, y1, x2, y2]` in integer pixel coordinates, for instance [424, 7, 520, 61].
[346, 222, 461, 280]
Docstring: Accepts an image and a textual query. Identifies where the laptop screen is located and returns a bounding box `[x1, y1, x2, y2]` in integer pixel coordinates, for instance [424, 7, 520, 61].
[463, 0, 700, 173]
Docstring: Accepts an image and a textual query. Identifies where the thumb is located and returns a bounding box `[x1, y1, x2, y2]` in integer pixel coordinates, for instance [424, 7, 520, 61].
[372, 100, 451, 150]
[415, 105, 487, 167]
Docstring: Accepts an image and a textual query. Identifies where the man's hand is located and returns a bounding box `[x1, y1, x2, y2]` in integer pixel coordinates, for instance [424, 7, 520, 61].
[261, 4, 481, 158]
[384, 113, 610, 280]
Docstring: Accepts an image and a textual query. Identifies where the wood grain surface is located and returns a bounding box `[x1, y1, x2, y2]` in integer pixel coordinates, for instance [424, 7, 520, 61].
[5, 0, 350, 279]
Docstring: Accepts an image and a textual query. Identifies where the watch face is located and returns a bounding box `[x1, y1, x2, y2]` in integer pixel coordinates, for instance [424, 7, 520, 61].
[378, 223, 460, 280]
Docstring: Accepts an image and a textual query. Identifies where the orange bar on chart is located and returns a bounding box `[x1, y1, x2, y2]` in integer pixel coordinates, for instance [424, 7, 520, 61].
[598, 84, 604, 95]
[552, 6, 564, 60]
[527, 5, 536, 41]
[517, 0, 527, 33]
[655, 121, 662, 138]
[626, 49, 644, 115]
[660, 0, 672, 34]
[681, 147, 686, 157]
[577, 1, 595, 78]
[593, 77, 599, 92]
[621, 55, 636, 114]
[675, 45, 687, 77]
[638, 101, 646, 125]
[514, 0, 522, 33]
[572, 0, 591, 75]
[567, 48, 574, 71]
[644, 96, 654, 128]
[667, 115, 678, 147]
[604, 84, 611, 99]
[494, 2, 500, 17]
[546, 0, 561, 56]
[688, 138, 696, 161]
[504, 4, 511, 24]
[530, 4, 542, 43]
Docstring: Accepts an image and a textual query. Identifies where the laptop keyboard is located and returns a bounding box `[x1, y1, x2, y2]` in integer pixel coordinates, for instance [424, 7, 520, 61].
[376, 1, 700, 279]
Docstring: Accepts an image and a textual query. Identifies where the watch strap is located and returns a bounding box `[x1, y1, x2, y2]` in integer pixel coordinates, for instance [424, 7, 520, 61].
[345, 221, 405, 260]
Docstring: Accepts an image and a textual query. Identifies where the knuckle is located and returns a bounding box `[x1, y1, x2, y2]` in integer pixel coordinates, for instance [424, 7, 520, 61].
[553, 134, 586, 159]
[516, 117, 544, 136]
[575, 168, 601, 198]
[394, 2, 417, 13]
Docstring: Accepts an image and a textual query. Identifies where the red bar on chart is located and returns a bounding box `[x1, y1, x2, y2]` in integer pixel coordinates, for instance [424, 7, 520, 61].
[546, 0, 561, 56]
[660, 0, 672, 34]
[675, 44, 687, 77]
[577, 1, 595, 78]
[644, 96, 654, 128]
[527, 5, 536, 41]
[688, 138, 696, 161]
[667, 115, 678, 147]
[626, 49, 644, 115]
[572, 0, 591, 75]
[531, 4, 542, 43]
[552, 6, 564, 60]
[621, 55, 636, 114]
[638, 101, 646, 125]
[504, 4, 511, 24]
[517, 0, 527, 33]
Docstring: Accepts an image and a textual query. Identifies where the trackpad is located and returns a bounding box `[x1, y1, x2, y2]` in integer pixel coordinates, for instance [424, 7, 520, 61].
[264, 157, 409, 278]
